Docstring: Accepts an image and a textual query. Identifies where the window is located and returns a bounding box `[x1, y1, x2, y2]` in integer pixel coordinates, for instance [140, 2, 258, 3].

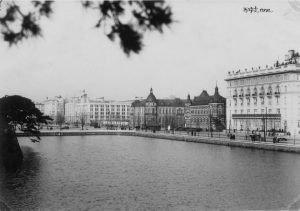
[254, 109, 257, 114]
[277, 109, 280, 114]
[284, 97, 287, 105]
[247, 109, 250, 114]
[268, 109, 272, 114]
[261, 109, 264, 114]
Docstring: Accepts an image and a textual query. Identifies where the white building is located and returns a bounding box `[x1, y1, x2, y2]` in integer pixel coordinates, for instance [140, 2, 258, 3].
[64, 96, 81, 123]
[34, 102, 44, 114]
[43, 96, 65, 122]
[225, 50, 300, 136]
[89, 100, 132, 127]
[64, 90, 133, 127]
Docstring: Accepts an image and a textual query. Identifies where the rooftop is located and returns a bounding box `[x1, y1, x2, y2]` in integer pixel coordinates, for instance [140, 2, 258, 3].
[226, 50, 300, 81]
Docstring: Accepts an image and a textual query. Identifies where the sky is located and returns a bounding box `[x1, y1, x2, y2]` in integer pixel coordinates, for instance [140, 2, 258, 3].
[2, 0, 300, 102]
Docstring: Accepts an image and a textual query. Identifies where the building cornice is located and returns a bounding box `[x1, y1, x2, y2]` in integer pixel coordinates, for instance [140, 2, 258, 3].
[225, 66, 300, 81]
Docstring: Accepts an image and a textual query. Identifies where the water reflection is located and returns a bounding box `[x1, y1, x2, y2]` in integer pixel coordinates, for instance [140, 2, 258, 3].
[1, 136, 300, 210]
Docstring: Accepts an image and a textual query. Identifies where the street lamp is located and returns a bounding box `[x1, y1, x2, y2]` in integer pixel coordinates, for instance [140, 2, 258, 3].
[263, 106, 267, 142]
[209, 105, 213, 137]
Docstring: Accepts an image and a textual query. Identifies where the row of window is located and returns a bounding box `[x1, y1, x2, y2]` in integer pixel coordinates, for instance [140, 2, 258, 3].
[229, 74, 297, 87]
[90, 105, 130, 109]
[191, 108, 223, 115]
[233, 108, 280, 114]
[90, 115, 129, 119]
[143, 107, 184, 114]
[231, 97, 282, 106]
[232, 85, 281, 97]
[90, 111, 126, 115]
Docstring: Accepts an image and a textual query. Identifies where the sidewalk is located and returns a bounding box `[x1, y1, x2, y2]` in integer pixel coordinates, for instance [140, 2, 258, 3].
[135, 130, 300, 153]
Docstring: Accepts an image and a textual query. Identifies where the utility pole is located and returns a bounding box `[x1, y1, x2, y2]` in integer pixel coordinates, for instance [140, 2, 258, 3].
[264, 107, 267, 142]
[210, 105, 213, 137]
[228, 110, 231, 135]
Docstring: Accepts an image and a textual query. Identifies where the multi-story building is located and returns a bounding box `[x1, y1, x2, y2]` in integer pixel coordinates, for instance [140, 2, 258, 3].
[64, 90, 133, 127]
[131, 88, 186, 129]
[42, 96, 65, 122]
[225, 50, 300, 135]
[89, 99, 132, 127]
[184, 86, 226, 131]
[64, 96, 81, 123]
[34, 102, 45, 114]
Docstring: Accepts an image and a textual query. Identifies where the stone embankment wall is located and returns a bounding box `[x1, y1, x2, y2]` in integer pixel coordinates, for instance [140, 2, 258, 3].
[17, 131, 300, 154]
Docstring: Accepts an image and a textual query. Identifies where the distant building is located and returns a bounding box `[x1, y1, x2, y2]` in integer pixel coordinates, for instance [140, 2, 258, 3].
[42, 96, 65, 122]
[225, 50, 300, 135]
[91, 100, 132, 127]
[34, 102, 44, 114]
[64, 90, 133, 127]
[184, 86, 226, 131]
[131, 88, 186, 129]
[64, 96, 81, 123]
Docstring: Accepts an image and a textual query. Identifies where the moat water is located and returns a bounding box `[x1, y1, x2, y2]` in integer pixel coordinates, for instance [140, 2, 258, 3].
[1, 135, 300, 210]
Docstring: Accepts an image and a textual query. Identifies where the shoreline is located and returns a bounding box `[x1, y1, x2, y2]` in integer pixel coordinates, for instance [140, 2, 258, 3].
[16, 130, 300, 154]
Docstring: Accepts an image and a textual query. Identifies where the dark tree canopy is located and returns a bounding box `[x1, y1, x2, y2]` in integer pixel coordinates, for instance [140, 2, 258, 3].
[0, 0, 173, 55]
[0, 95, 52, 142]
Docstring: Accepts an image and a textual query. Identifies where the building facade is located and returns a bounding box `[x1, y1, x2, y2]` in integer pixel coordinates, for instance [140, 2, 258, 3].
[42, 96, 65, 122]
[225, 50, 300, 135]
[64, 96, 81, 123]
[131, 88, 187, 130]
[34, 102, 45, 114]
[184, 86, 226, 131]
[89, 100, 132, 127]
[64, 91, 132, 127]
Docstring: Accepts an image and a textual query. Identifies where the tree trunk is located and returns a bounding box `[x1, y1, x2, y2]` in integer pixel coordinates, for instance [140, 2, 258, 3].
[0, 119, 23, 172]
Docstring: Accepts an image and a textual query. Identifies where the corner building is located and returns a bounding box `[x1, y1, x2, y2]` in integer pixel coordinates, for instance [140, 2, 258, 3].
[225, 50, 300, 135]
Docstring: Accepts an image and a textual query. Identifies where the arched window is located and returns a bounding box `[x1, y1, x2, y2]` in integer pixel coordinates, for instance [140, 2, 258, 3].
[253, 87, 257, 94]
[268, 85, 272, 94]
[240, 88, 244, 96]
[247, 87, 250, 95]
[234, 89, 237, 96]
